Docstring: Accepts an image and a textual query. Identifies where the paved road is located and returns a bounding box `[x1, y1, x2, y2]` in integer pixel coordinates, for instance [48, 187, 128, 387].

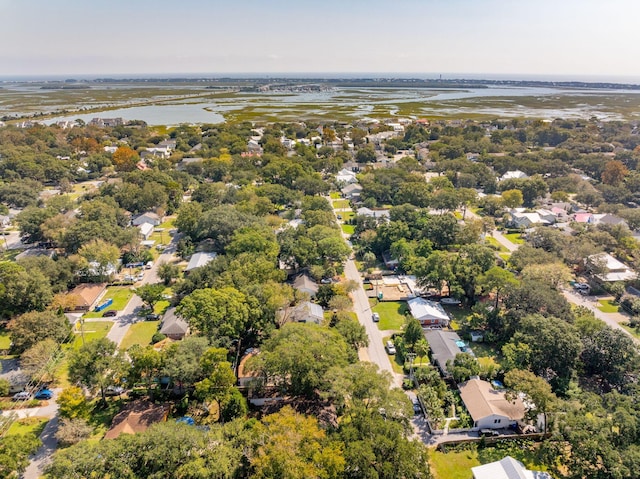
[106, 233, 179, 347]
[343, 259, 403, 386]
[562, 290, 640, 345]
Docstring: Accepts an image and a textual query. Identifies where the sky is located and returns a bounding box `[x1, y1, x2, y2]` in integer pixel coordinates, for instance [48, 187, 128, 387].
[1, 0, 639, 81]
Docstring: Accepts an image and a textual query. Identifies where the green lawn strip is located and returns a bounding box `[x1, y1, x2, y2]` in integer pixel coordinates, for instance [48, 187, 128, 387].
[430, 449, 480, 479]
[371, 300, 409, 331]
[5, 417, 49, 437]
[621, 324, 640, 339]
[332, 199, 350, 209]
[82, 286, 134, 318]
[330, 192, 341, 199]
[119, 321, 160, 351]
[341, 224, 355, 234]
[503, 232, 525, 245]
[339, 211, 355, 221]
[484, 236, 508, 252]
[0, 330, 11, 350]
[597, 299, 619, 313]
[382, 335, 404, 374]
[499, 252, 511, 262]
[154, 300, 171, 315]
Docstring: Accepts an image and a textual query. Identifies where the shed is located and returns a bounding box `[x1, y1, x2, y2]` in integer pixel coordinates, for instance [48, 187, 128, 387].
[278, 301, 324, 325]
[138, 222, 154, 240]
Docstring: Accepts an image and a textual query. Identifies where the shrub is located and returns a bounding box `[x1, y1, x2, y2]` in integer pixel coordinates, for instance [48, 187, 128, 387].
[55, 418, 93, 447]
[151, 332, 166, 344]
[0, 379, 9, 397]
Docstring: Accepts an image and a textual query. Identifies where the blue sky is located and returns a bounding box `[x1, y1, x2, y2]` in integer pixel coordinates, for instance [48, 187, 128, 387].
[1, 0, 638, 80]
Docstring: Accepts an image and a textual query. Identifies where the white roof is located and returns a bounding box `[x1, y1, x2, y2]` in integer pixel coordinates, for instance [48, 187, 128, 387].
[588, 253, 636, 281]
[500, 170, 529, 181]
[185, 252, 217, 272]
[407, 297, 449, 322]
[138, 222, 154, 237]
[472, 456, 551, 479]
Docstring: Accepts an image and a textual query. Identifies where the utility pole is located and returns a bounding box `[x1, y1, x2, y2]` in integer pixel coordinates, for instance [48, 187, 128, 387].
[406, 352, 416, 385]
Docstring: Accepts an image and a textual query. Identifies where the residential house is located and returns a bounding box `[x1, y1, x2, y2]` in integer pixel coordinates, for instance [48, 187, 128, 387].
[158, 139, 177, 151]
[591, 213, 627, 227]
[535, 209, 556, 224]
[103, 145, 118, 154]
[424, 330, 464, 376]
[292, 273, 319, 298]
[278, 301, 324, 325]
[381, 251, 399, 270]
[472, 456, 551, 479]
[159, 307, 189, 340]
[341, 183, 363, 199]
[499, 170, 528, 181]
[66, 283, 108, 311]
[336, 168, 357, 184]
[138, 222, 154, 241]
[185, 252, 218, 273]
[458, 378, 525, 430]
[573, 212, 594, 224]
[104, 400, 169, 440]
[89, 117, 124, 127]
[132, 212, 161, 227]
[407, 297, 449, 327]
[141, 147, 172, 160]
[587, 252, 637, 282]
[356, 207, 390, 221]
[509, 212, 549, 229]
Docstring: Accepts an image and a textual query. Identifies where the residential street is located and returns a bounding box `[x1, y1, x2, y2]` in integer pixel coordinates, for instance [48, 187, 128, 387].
[343, 259, 403, 387]
[106, 233, 179, 347]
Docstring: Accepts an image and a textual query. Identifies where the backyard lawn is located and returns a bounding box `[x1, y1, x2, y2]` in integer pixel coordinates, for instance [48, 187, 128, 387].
[0, 330, 11, 350]
[83, 286, 134, 318]
[339, 211, 355, 221]
[598, 299, 619, 313]
[119, 321, 160, 351]
[430, 449, 479, 479]
[330, 192, 341, 199]
[341, 224, 355, 235]
[371, 300, 409, 331]
[504, 232, 525, 245]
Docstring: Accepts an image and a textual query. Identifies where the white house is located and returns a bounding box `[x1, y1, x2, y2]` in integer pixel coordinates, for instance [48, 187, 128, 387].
[509, 212, 549, 228]
[356, 207, 390, 220]
[132, 212, 161, 227]
[138, 222, 154, 240]
[336, 168, 357, 184]
[587, 252, 637, 282]
[472, 456, 551, 479]
[278, 301, 324, 325]
[458, 378, 525, 430]
[500, 170, 529, 181]
[407, 297, 449, 327]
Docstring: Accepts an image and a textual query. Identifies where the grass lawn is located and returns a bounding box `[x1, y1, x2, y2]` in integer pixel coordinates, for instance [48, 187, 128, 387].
[339, 211, 355, 221]
[499, 252, 511, 262]
[119, 321, 160, 351]
[442, 305, 471, 325]
[341, 224, 355, 235]
[72, 321, 113, 349]
[83, 286, 134, 318]
[154, 299, 171, 315]
[504, 232, 525, 245]
[485, 236, 508, 252]
[330, 192, 341, 199]
[6, 417, 49, 437]
[621, 324, 640, 339]
[430, 449, 480, 479]
[0, 248, 23, 262]
[0, 330, 11, 350]
[332, 199, 350, 209]
[371, 300, 409, 331]
[598, 299, 619, 313]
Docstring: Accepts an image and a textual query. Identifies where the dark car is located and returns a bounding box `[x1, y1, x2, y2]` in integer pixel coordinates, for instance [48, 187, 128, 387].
[103, 310, 117, 317]
[479, 428, 500, 437]
[146, 313, 160, 321]
[412, 399, 422, 416]
[34, 389, 54, 400]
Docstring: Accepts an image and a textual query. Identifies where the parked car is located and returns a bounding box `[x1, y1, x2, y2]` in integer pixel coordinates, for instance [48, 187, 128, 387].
[146, 313, 160, 321]
[479, 428, 500, 437]
[337, 214, 342, 220]
[412, 399, 422, 416]
[440, 297, 461, 305]
[12, 391, 31, 401]
[385, 340, 396, 355]
[104, 386, 125, 396]
[103, 310, 117, 317]
[145, 261, 154, 269]
[34, 389, 53, 400]
[372, 312, 380, 322]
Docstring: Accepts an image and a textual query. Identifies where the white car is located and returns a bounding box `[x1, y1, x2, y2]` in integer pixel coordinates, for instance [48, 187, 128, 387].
[385, 340, 396, 355]
[440, 297, 461, 305]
